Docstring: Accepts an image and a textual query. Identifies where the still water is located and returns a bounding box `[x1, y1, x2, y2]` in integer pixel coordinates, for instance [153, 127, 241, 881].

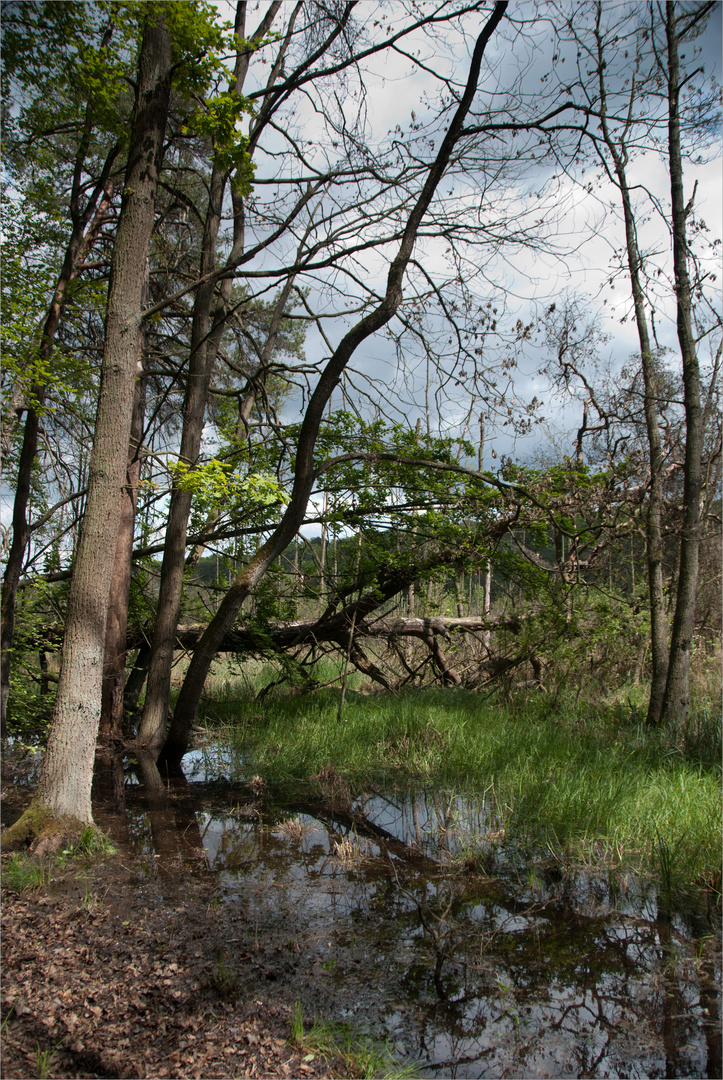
[95, 742, 720, 1079]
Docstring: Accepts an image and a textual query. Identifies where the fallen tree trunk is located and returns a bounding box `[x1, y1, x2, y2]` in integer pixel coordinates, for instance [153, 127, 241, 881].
[32, 612, 524, 659]
[124, 614, 524, 654]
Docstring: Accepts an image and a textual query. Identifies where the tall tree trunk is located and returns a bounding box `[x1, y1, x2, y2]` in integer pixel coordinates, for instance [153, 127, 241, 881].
[8, 9, 172, 830]
[161, 3, 509, 766]
[136, 164, 227, 752]
[660, 2, 704, 722]
[319, 493, 328, 609]
[99, 352, 147, 743]
[1, 388, 44, 740]
[594, 11, 668, 725]
[479, 413, 491, 650]
[138, 1, 282, 754]
[0, 181, 115, 738]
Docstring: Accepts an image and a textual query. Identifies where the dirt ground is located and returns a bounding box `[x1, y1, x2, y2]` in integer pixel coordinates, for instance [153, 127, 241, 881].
[0, 749, 359, 1080]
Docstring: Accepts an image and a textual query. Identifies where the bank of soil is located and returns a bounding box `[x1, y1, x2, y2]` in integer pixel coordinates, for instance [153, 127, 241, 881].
[1, 862, 357, 1080]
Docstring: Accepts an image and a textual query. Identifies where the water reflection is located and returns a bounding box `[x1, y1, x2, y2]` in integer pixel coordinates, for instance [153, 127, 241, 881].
[93, 751, 208, 877]
[90, 754, 720, 1078]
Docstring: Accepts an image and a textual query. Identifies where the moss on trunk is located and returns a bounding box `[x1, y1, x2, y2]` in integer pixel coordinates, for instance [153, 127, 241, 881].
[1, 799, 83, 854]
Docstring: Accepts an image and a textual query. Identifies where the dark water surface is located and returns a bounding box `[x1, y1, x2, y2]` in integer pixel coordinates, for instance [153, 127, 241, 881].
[85, 742, 722, 1078]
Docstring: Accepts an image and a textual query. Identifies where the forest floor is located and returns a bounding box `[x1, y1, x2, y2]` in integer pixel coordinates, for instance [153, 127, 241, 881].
[1, 870, 360, 1080]
[0, 755, 363, 1080]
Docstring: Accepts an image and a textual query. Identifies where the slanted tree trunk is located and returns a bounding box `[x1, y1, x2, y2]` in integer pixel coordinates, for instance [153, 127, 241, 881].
[161, 3, 509, 767]
[123, 640, 153, 720]
[2, 10, 172, 842]
[660, 1, 705, 722]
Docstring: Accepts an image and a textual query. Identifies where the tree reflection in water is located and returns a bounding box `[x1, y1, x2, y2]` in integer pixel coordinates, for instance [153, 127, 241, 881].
[91, 773, 721, 1078]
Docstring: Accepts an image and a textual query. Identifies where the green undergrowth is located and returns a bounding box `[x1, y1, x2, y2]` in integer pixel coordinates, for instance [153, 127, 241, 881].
[199, 685, 721, 897]
[2, 852, 50, 891]
[289, 1001, 419, 1079]
[2, 826, 116, 892]
[193, 655, 362, 725]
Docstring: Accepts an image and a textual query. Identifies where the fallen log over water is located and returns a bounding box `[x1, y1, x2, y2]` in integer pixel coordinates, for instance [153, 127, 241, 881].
[285, 797, 442, 869]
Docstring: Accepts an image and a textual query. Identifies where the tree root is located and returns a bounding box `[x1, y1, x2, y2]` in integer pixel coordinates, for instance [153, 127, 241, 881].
[0, 800, 85, 855]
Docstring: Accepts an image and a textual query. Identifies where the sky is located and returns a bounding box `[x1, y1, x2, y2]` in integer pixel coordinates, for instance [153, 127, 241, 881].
[217, 0, 722, 473]
[199, 0, 721, 541]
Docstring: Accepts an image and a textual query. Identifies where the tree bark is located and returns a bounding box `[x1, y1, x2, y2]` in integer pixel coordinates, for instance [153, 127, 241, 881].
[0, 179, 115, 738]
[23, 9, 172, 826]
[594, 9, 669, 725]
[99, 354, 147, 743]
[161, 2, 509, 766]
[123, 640, 153, 719]
[660, 2, 704, 722]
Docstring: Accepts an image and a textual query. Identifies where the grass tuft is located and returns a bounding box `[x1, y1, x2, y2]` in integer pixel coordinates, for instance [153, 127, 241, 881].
[289, 1001, 418, 1079]
[2, 853, 48, 892]
[210, 947, 239, 1000]
[72, 825, 116, 858]
[34, 1042, 59, 1080]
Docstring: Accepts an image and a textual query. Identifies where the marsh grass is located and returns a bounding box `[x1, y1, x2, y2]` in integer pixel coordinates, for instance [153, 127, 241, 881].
[333, 832, 371, 866]
[202, 686, 721, 896]
[189, 655, 363, 727]
[274, 816, 316, 843]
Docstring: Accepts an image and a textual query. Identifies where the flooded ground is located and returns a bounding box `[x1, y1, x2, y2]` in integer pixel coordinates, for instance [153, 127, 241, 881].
[85, 740, 722, 1079]
[2, 739, 720, 1078]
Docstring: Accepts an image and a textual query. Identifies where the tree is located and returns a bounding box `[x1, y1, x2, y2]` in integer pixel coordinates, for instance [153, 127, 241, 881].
[659, 0, 711, 720]
[595, 1, 718, 722]
[1, 2, 127, 735]
[138, 0, 287, 755]
[534, 0, 721, 723]
[159, 2, 510, 765]
[99, 305, 147, 743]
[4, 0, 718, 795]
[3, 3, 173, 839]
[130, 0, 527, 758]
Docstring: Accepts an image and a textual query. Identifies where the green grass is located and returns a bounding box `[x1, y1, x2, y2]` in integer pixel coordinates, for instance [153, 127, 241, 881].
[2, 852, 49, 891]
[193, 655, 364, 726]
[1, 827, 116, 893]
[203, 684, 721, 896]
[71, 825, 116, 858]
[34, 1042, 59, 1080]
[289, 1001, 419, 1079]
